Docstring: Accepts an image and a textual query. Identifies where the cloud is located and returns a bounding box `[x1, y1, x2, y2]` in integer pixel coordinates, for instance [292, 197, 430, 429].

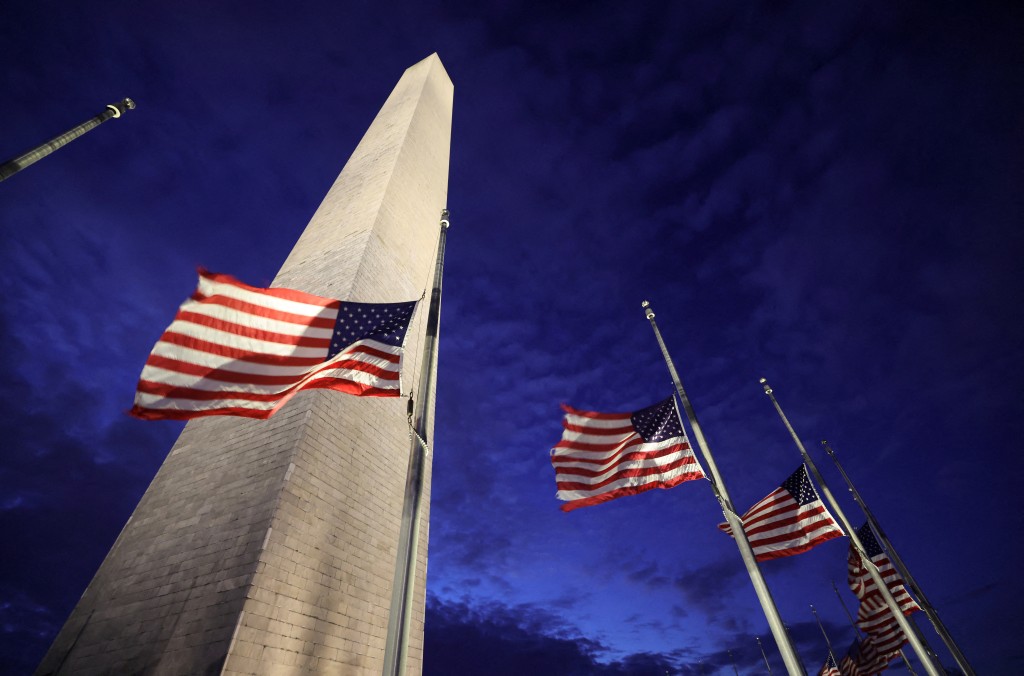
[673, 557, 746, 619]
[424, 596, 685, 676]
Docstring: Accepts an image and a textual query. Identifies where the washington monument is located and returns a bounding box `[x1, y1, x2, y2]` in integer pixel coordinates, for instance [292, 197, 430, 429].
[37, 54, 452, 675]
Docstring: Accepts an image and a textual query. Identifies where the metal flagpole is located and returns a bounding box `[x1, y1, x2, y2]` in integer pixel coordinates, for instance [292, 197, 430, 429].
[756, 636, 774, 674]
[810, 605, 834, 655]
[382, 209, 449, 676]
[810, 603, 844, 676]
[729, 650, 740, 676]
[642, 302, 805, 675]
[0, 98, 135, 182]
[832, 581, 916, 675]
[759, 378, 942, 676]
[822, 441, 974, 675]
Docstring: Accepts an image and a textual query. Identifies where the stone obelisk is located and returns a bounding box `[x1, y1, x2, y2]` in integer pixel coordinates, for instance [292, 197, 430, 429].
[36, 54, 452, 676]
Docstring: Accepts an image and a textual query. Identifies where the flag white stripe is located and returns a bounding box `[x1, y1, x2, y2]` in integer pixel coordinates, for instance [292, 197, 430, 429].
[555, 430, 637, 448]
[134, 391, 279, 412]
[197, 275, 339, 319]
[562, 413, 632, 429]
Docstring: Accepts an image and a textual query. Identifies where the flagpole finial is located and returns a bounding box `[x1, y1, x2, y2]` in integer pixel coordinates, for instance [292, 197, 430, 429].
[440, 208, 450, 229]
[641, 300, 654, 319]
[759, 377, 772, 394]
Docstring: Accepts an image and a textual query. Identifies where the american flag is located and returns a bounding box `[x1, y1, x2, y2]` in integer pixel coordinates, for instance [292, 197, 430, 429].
[818, 652, 841, 676]
[549, 396, 705, 512]
[718, 464, 844, 561]
[839, 636, 889, 676]
[848, 523, 921, 657]
[131, 270, 417, 420]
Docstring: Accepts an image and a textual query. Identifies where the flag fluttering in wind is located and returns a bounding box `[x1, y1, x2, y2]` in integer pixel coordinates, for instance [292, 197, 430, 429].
[848, 523, 922, 657]
[718, 464, 844, 561]
[839, 636, 889, 676]
[131, 270, 417, 420]
[550, 396, 705, 512]
[818, 652, 841, 676]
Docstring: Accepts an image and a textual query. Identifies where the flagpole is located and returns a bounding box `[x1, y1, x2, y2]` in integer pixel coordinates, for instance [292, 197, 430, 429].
[810, 605, 834, 655]
[832, 581, 917, 675]
[382, 209, 449, 676]
[756, 636, 774, 674]
[641, 302, 805, 676]
[822, 441, 974, 675]
[0, 98, 135, 182]
[810, 605, 842, 676]
[759, 378, 942, 676]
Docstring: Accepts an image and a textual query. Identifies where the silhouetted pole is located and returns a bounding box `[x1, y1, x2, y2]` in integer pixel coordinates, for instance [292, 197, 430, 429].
[822, 441, 974, 675]
[810, 605, 833, 655]
[756, 636, 773, 674]
[1, 99, 135, 182]
[642, 302, 805, 675]
[759, 378, 941, 676]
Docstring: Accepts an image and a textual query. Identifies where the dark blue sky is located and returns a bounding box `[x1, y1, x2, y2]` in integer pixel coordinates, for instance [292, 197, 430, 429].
[2, 2, 1022, 674]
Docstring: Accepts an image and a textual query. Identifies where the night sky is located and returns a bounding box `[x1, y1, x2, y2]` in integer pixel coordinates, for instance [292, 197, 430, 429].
[2, 2, 1023, 674]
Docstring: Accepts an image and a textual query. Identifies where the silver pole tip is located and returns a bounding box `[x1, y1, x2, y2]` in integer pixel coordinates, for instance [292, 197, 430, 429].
[758, 377, 767, 384]
[641, 300, 649, 308]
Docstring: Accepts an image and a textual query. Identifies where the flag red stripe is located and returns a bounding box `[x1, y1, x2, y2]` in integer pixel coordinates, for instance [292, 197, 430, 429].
[145, 353, 399, 387]
[175, 310, 332, 348]
[199, 269, 342, 308]
[559, 471, 705, 512]
[743, 504, 832, 536]
[552, 443, 692, 474]
[130, 378, 398, 421]
[553, 435, 642, 453]
[137, 356, 399, 401]
[559, 404, 631, 420]
[146, 342, 398, 379]
[755, 534, 844, 562]
[749, 526, 844, 552]
[156, 331, 326, 365]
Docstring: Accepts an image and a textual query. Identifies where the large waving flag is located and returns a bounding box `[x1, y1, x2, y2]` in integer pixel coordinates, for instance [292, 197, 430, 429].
[718, 464, 844, 561]
[131, 270, 417, 420]
[550, 396, 705, 512]
[848, 523, 922, 656]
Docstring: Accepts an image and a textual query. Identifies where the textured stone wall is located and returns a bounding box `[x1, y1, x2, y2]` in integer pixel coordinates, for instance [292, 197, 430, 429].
[36, 54, 452, 676]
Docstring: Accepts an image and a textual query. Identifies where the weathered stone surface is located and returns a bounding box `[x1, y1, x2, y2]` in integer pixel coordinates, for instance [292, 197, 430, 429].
[36, 54, 451, 676]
